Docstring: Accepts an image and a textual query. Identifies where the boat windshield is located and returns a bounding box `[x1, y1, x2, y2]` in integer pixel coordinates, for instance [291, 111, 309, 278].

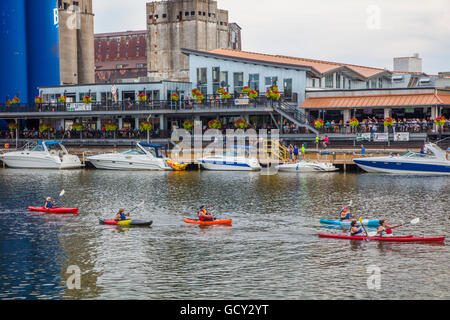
[122, 149, 146, 155]
[30, 145, 45, 152]
[47, 143, 67, 155]
[402, 151, 435, 159]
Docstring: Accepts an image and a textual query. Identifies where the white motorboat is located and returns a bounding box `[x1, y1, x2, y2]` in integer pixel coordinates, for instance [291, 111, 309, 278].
[276, 160, 339, 172]
[197, 146, 261, 171]
[0, 141, 82, 169]
[353, 143, 450, 175]
[87, 142, 173, 171]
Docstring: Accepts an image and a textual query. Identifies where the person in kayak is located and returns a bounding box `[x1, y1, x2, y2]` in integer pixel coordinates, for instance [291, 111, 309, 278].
[198, 205, 214, 221]
[339, 206, 352, 221]
[44, 197, 55, 209]
[350, 220, 364, 236]
[377, 220, 403, 237]
[114, 209, 130, 222]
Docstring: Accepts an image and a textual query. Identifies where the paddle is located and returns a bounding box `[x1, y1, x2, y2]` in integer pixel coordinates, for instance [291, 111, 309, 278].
[358, 217, 369, 238]
[59, 190, 65, 197]
[128, 200, 145, 214]
[367, 218, 420, 237]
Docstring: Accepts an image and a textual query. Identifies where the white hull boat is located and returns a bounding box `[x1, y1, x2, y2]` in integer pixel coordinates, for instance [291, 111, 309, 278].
[0, 141, 82, 169]
[198, 146, 261, 171]
[353, 143, 450, 175]
[87, 142, 173, 171]
[276, 160, 339, 172]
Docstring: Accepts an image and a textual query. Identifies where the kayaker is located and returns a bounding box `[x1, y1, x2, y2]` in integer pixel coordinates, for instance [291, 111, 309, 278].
[339, 206, 352, 221]
[350, 220, 364, 236]
[44, 197, 55, 209]
[377, 220, 403, 237]
[114, 208, 130, 222]
[198, 205, 214, 221]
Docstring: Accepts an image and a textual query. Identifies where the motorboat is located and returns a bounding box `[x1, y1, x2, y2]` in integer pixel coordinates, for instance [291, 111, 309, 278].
[276, 160, 339, 172]
[0, 141, 82, 169]
[353, 143, 450, 175]
[87, 142, 174, 171]
[197, 146, 261, 171]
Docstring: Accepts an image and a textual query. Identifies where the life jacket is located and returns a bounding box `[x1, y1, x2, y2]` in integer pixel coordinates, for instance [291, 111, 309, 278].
[44, 201, 53, 209]
[340, 212, 350, 220]
[379, 226, 393, 236]
[198, 209, 213, 221]
[119, 213, 127, 221]
[351, 226, 363, 236]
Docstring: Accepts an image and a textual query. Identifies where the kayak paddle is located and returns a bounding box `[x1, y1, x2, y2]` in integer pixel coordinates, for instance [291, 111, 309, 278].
[59, 190, 65, 197]
[129, 200, 145, 214]
[358, 217, 369, 238]
[367, 218, 420, 237]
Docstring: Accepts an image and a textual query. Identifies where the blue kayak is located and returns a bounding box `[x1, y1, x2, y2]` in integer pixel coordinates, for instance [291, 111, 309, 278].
[320, 219, 380, 227]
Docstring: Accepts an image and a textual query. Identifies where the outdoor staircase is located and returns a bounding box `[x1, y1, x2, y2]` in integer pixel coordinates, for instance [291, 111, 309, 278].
[262, 139, 290, 163]
[273, 102, 319, 135]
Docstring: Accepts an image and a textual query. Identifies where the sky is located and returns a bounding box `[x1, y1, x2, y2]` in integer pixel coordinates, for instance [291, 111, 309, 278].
[93, 0, 450, 74]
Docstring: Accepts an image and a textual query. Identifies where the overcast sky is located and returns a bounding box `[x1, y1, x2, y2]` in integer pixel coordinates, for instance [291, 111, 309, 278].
[93, 0, 450, 74]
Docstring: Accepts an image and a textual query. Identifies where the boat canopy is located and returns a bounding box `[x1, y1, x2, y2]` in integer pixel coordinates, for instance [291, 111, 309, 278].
[139, 142, 164, 149]
[38, 141, 63, 146]
[425, 143, 448, 160]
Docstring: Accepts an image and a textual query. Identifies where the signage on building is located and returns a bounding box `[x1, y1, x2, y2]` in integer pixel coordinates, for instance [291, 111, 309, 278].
[357, 133, 372, 141]
[394, 132, 410, 142]
[373, 133, 389, 142]
[234, 98, 250, 105]
[66, 103, 92, 112]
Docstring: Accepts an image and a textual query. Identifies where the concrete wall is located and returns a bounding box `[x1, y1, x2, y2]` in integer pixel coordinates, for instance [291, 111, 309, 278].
[147, 0, 235, 82]
[58, 0, 95, 85]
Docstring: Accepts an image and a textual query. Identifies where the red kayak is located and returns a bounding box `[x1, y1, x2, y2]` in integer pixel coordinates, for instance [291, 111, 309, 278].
[318, 234, 445, 243]
[28, 206, 79, 214]
[184, 218, 232, 226]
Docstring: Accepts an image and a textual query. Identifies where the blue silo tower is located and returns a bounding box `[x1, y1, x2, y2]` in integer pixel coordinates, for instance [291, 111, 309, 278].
[0, 0, 29, 104]
[26, 0, 60, 99]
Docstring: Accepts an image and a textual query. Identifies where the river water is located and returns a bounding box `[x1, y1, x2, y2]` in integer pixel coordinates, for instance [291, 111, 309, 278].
[0, 169, 448, 300]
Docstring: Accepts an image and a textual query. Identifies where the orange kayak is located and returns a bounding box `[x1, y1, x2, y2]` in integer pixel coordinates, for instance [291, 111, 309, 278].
[184, 218, 232, 225]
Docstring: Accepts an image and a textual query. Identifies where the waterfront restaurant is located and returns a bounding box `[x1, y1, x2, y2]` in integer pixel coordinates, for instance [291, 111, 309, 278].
[300, 87, 450, 133]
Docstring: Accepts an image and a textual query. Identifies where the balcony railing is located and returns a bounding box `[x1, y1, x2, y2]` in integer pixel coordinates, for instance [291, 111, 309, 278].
[0, 94, 298, 113]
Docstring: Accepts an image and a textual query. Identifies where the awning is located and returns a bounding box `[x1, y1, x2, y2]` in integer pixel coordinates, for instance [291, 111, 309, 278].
[300, 92, 450, 110]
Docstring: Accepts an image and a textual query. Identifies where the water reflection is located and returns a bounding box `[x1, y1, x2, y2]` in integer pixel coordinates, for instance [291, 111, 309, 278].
[0, 169, 448, 299]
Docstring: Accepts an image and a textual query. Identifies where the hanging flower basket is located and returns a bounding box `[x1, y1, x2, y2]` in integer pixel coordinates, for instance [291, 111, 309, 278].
[249, 90, 258, 100]
[83, 96, 92, 105]
[314, 119, 324, 129]
[183, 120, 194, 131]
[8, 123, 17, 131]
[242, 86, 251, 94]
[266, 88, 281, 101]
[383, 117, 394, 127]
[39, 124, 51, 133]
[58, 96, 67, 103]
[170, 93, 179, 101]
[195, 93, 205, 103]
[216, 88, 225, 95]
[234, 119, 248, 129]
[192, 88, 201, 97]
[11, 97, 20, 104]
[221, 92, 231, 100]
[105, 124, 118, 132]
[208, 119, 222, 129]
[5, 100, 12, 107]
[72, 123, 83, 131]
[35, 97, 43, 104]
[350, 118, 360, 127]
[434, 116, 446, 126]
[138, 93, 147, 103]
[140, 122, 152, 132]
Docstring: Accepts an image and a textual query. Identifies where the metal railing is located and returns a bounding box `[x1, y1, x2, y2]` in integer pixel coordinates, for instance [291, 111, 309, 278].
[0, 94, 297, 113]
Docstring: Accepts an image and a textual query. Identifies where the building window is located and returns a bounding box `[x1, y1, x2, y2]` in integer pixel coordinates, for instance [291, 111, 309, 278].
[212, 67, 220, 94]
[162, 13, 167, 18]
[197, 68, 207, 94]
[283, 79, 293, 98]
[233, 72, 244, 95]
[220, 71, 228, 90]
[249, 74, 259, 91]
[378, 78, 383, 88]
[325, 74, 334, 88]
[185, 12, 189, 16]
[336, 73, 341, 89]
[136, 63, 146, 68]
[371, 79, 377, 88]
[265, 76, 278, 90]
[191, 11, 195, 15]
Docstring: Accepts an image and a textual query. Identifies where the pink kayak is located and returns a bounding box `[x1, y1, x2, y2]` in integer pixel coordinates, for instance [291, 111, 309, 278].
[28, 206, 79, 214]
